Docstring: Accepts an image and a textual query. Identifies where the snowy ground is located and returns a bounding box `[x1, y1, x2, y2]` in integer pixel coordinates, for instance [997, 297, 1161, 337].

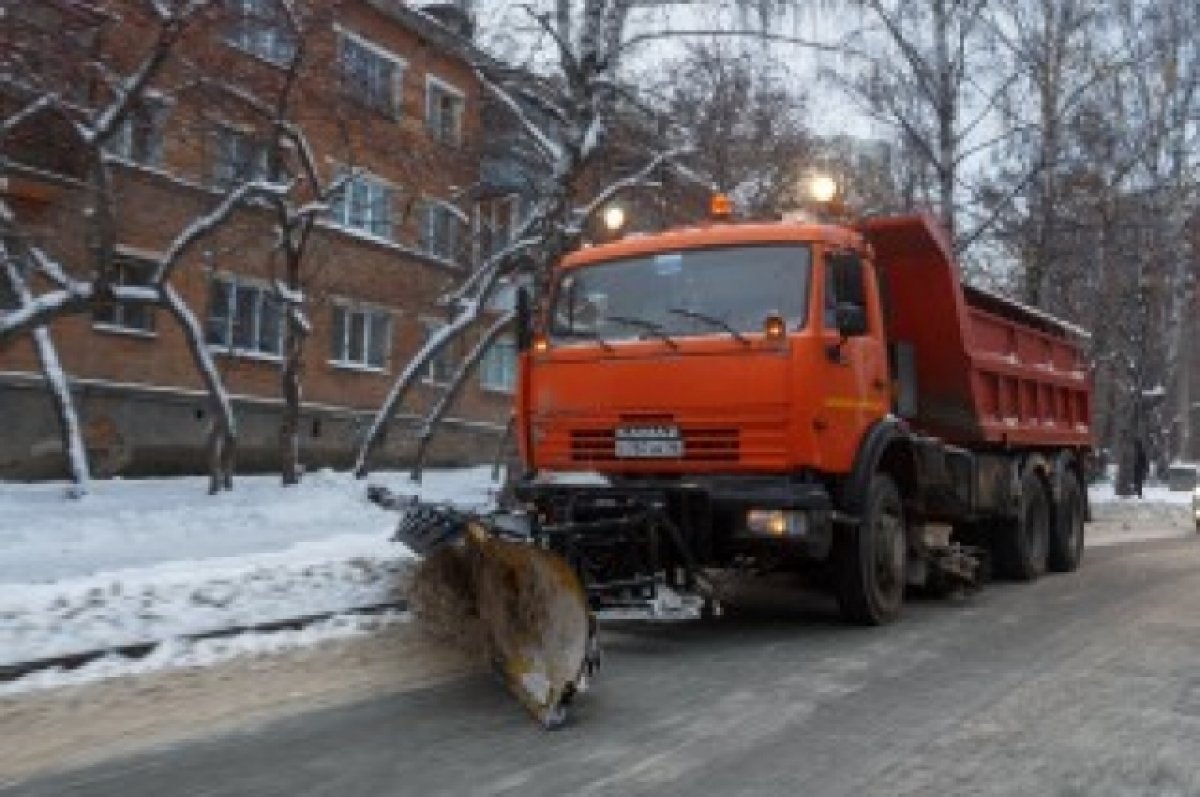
[1087, 482, 1195, 547]
[0, 471, 1191, 696]
[0, 468, 500, 692]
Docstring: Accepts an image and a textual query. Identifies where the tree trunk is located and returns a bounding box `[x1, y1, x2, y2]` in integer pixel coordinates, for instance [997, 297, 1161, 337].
[280, 296, 305, 486]
[410, 312, 515, 482]
[32, 326, 90, 497]
[161, 283, 237, 494]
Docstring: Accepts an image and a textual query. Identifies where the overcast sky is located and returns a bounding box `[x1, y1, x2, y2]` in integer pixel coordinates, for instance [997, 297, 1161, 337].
[470, 1, 884, 140]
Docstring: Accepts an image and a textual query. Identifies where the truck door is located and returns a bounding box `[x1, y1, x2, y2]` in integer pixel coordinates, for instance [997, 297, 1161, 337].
[815, 250, 890, 472]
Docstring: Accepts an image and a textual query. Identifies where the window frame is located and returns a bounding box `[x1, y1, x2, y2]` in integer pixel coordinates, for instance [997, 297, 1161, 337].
[328, 170, 396, 242]
[92, 256, 157, 337]
[424, 75, 465, 146]
[328, 301, 393, 372]
[337, 26, 407, 119]
[479, 334, 517, 394]
[224, 0, 297, 66]
[422, 199, 464, 264]
[211, 123, 271, 190]
[205, 274, 285, 360]
[107, 96, 170, 168]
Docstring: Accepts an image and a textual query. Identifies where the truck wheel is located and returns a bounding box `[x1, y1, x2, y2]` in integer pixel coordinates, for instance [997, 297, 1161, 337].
[1048, 474, 1085, 572]
[995, 469, 1050, 581]
[836, 473, 906, 625]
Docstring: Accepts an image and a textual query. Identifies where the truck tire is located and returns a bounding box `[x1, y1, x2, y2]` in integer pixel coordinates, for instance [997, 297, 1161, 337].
[995, 468, 1050, 581]
[1048, 474, 1085, 572]
[836, 473, 906, 625]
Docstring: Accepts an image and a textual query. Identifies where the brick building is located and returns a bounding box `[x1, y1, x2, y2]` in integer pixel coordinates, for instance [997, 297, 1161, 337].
[0, 0, 521, 478]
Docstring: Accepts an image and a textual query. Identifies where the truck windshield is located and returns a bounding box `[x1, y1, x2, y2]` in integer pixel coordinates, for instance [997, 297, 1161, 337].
[551, 244, 811, 344]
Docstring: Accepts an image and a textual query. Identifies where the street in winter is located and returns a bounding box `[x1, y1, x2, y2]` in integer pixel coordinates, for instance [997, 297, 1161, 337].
[3, 0, 1200, 794]
[0, 478, 1197, 795]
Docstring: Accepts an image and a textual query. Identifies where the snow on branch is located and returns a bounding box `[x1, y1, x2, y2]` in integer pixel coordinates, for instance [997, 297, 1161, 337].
[152, 180, 289, 285]
[571, 147, 692, 234]
[477, 67, 564, 166]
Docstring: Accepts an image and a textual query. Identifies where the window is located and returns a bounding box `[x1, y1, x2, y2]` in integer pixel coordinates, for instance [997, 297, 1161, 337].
[93, 258, 155, 334]
[425, 77, 464, 145]
[823, 252, 865, 329]
[480, 335, 517, 393]
[422, 319, 456, 384]
[476, 195, 520, 264]
[107, 99, 168, 167]
[550, 245, 812, 343]
[422, 201, 464, 263]
[329, 173, 394, 240]
[339, 30, 405, 117]
[206, 276, 283, 356]
[225, 0, 296, 65]
[330, 304, 391, 370]
[211, 126, 270, 189]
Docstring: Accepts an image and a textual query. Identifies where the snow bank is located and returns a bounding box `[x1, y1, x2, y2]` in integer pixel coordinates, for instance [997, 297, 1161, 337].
[0, 611, 409, 697]
[0, 467, 498, 680]
[1089, 482, 1193, 507]
[0, 467, 498, 585]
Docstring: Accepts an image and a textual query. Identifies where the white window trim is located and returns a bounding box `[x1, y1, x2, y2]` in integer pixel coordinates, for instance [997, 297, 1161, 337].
[328, 299, 394, 372]
[327, 169, 397, 241]
[206, 273, 285, 361]
[91, 254, 158, 335]
[423, 199, 465, 265]
[480, 335, 517, 394]
[93, 322, 158, 340]
[425, 74, 465, 143]
[336, 25, 409, 69]
[337, 25, 407, 117]
[224, 0, 297, 68]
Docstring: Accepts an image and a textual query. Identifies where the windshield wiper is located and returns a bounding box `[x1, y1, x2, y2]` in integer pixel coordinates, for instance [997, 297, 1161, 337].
[560, 327, 615, 353]
[606, 315, 679, 350]
[667, 307, 750, 347]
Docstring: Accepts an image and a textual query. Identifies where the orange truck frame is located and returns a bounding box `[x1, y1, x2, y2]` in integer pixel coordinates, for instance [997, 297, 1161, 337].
[511, 212, 1092, 624]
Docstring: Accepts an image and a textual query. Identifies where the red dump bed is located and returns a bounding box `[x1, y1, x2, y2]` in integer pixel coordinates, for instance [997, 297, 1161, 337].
[861, 215, 1092, 449]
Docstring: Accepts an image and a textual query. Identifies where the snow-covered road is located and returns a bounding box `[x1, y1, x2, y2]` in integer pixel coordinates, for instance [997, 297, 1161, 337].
[0, 471, 1190, 695]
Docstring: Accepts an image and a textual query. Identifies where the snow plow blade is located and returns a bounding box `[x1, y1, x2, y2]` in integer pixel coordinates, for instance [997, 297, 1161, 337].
[368, 488, 598, 729]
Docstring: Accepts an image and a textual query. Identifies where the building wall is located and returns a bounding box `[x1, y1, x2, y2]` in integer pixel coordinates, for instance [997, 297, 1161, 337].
[0, 1, 515, 479]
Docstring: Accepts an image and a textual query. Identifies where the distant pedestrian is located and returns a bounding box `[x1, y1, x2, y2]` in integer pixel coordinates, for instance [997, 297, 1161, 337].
[1134, 440, 1149, 499]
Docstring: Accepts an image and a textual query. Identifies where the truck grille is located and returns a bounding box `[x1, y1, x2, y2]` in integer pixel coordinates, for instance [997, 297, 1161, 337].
[570, 427, 741, 463]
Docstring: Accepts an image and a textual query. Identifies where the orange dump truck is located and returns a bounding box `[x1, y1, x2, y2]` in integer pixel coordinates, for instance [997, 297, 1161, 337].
[511, 211, 1092, 624]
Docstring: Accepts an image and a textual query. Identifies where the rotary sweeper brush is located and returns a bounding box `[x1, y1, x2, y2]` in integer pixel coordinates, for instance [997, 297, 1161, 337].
[368, 487, 599, 729]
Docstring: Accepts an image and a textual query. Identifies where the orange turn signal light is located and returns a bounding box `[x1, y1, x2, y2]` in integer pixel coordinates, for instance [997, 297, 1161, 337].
[533, 335, 550, 353]
[710, 193, 734, 219]
[764, 313, 786, 340]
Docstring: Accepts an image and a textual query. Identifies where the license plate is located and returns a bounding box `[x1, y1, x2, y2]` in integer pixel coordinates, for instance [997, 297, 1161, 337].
[615, 426, 683, 459]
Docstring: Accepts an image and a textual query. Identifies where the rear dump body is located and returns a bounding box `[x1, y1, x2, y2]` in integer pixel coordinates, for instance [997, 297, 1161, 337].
[515, 213, 1093, 617]
[862, 216, 1091, 450]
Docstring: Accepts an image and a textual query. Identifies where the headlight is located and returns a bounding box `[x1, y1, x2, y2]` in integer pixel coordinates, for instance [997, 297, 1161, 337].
[746, 509, 809, 537]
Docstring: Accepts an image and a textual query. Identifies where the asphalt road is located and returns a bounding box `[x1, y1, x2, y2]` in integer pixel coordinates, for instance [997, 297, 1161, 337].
[8, 536, 1200, 797]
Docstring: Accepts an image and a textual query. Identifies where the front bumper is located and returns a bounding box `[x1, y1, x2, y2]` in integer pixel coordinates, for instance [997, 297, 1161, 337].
[516, 474, 835, 562]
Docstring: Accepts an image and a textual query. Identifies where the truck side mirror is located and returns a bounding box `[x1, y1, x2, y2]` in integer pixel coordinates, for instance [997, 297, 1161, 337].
[515, 287, 533, 353]
[835, 302, 868, 338]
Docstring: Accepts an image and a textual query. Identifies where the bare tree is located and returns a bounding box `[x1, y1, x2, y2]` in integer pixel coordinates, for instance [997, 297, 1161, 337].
[354, 0, 697, 478]
[0, 0, 290, 494]
[828, 0, 1011, 247]
[648, 43, 813, 219]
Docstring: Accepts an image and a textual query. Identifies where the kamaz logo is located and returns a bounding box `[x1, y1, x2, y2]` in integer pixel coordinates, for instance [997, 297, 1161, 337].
[615, 426, 680, 440]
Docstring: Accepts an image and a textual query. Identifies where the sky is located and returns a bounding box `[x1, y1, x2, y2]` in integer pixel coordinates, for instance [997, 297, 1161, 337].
[470, 0, 885, 141]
